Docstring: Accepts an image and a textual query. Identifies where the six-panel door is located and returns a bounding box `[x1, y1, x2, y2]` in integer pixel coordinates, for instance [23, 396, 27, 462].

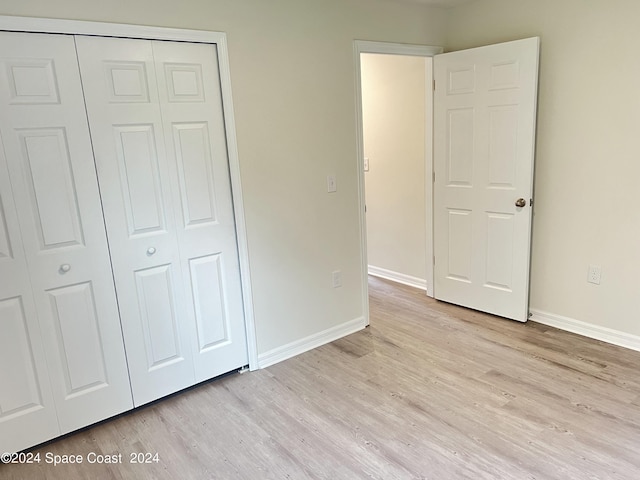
[433, 38, 539, 322]
[0, 31, 134, 451]
[76, 36, 248, 406]
[0, 29, 248, 452]
[0, 124, 60, 454]
[152, 41, 248, 383]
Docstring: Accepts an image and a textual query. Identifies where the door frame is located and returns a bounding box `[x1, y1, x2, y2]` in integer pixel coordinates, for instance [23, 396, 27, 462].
[0, 15, 260, 371]
[354, 40, 442, 322]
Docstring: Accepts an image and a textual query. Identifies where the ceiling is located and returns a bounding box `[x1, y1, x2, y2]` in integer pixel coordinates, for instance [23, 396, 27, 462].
[388, 0, 479, 8]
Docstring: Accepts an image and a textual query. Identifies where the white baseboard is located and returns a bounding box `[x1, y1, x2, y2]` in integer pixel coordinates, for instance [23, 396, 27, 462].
[368, 265, 426, 291]
[257, 316, 367, 369]
[530, 309, 640, 353]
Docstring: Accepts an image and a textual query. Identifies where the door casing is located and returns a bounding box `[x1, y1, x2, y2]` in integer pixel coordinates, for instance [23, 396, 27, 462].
[354, 40, 442, 325]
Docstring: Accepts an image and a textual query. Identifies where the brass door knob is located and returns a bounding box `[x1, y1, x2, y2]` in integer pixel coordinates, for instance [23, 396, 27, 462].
[515, 198, 526, 208]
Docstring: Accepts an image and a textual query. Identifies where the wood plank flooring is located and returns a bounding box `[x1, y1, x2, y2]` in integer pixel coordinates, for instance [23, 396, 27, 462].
[3, 276, 640, 479]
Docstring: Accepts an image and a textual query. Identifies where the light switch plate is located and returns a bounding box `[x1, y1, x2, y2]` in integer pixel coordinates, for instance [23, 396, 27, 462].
[327, 175, 337, 193]
[332, 270, 342, 288]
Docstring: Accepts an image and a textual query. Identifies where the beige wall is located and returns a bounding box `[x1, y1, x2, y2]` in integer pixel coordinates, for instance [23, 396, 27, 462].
[0, 1, 447, 355]
[446, 0, 640, 336]
[361, 53, 428, 282]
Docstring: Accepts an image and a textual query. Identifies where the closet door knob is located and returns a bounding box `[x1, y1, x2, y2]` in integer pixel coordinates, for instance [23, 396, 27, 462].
[146, 247, 157, 256]
[60, 264, 71, 273]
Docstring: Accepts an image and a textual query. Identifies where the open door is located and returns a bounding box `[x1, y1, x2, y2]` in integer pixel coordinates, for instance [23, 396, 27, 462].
[433, 37, 539, 322]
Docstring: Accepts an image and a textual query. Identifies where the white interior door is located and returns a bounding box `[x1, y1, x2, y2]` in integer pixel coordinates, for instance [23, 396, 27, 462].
[152, 41, 249, 382]
[0, 32, 133, 435]
[76, 36, 248, 405]
[0, 131, 60, 453]
[76, 36, 196, 406]
[433, 38, 539, 322]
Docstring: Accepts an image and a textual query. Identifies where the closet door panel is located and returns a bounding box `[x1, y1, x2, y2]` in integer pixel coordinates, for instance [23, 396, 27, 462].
[0, 133, 59, 453]
[0, 32, 133, 434]
[76, 36, 195, 406]
[152, 41, 248, 381]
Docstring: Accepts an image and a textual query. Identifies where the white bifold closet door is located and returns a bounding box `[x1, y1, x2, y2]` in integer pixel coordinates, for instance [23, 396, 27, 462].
[0, 32, 133, 452]
[0, 113, 59, 453]
[76, 36, 248, 406]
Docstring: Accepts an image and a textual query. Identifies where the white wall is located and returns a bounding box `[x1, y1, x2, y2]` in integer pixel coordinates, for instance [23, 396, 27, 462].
[0, 1, 447, 358]
[446, 0, 640, 338]
[361, 53, 428, 285]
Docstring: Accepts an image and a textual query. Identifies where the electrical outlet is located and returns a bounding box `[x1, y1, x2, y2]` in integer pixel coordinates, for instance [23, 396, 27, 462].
[587, 264, 601, 285]
[332, 270, 342, 288]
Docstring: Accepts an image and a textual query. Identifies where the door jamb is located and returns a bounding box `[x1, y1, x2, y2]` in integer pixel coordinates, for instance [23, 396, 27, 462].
[0, 15, 260, 371]
[354, 40, 442, 322]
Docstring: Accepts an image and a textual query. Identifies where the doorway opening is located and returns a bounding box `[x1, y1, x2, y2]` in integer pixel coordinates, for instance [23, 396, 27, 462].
[354, 41, 442, 324]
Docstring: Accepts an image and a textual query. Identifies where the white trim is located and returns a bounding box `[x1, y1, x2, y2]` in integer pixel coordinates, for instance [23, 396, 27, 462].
[216, 36, 260, 371]
[354, 40, 442, 312]
[0, 15, 259, 371]
[257, 317, 367, 369]
[355, 40, 443, 57]
[354, 41, 370, 327]
[0, 15, 223, 42]
[530, 309, 640, 353]
[368, 266, 427, 291]
[424, 57, 435, 298]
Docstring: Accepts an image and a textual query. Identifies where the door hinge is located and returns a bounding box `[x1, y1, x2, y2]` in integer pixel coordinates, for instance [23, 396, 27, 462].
[433, 79, 436, 91]
[433, 255, 436, 265]
[432, 171, 435, 183]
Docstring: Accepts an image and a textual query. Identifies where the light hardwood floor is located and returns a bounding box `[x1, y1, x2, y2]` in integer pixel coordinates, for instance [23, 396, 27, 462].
[3, 276, 640, 479]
